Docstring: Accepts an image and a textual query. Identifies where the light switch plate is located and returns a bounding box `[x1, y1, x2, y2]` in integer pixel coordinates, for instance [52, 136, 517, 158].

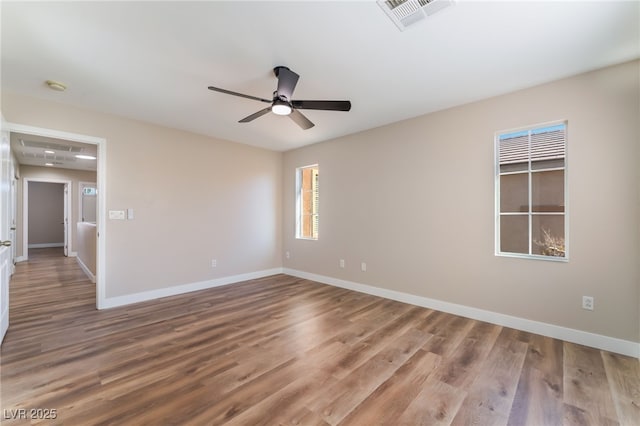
[109, 210, 125, 220]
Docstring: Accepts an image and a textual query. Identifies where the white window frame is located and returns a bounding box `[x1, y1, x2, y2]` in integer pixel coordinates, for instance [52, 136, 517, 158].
[495, 121, 569, 262]
[295, 164, 319, 240]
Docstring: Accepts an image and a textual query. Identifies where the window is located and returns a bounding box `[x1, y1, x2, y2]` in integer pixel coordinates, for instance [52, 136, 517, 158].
[296, 165, 319, 239]
[496, 122, 567, 259]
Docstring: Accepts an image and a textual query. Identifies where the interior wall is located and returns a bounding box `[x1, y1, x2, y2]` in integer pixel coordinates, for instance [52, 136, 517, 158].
[283, 60, 640, 343]
[2, 95, 283, 299]
[3, 61, 637, 344]
[17, 166, 97, 256]
[27, 182, 64, 247]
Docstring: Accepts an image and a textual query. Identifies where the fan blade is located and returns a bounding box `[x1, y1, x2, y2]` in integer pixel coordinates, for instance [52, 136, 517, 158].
[239, 107, 272, 123]
[208, 86, 271, 103]
[289, 109, 315, 130]
[275, 67, 299, 100]
[291, 100, 351, 111]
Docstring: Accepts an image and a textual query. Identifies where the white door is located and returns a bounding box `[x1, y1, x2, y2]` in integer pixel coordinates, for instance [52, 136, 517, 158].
[10, 169, 17, 271]
[0, 125, 12, 343]
[64, 183, 69, 257]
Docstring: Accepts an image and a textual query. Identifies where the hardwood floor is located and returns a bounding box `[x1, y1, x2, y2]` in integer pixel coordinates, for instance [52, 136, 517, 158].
[1, 248, 639, 425]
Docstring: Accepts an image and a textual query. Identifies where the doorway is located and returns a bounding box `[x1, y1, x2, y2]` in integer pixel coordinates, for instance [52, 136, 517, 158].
[24, 180, 71, 258]
[5, 123, 106, 309]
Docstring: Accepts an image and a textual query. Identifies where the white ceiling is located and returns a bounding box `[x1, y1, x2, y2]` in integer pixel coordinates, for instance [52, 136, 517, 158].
[2, 1, 639, 152]
[10, 132, 98, 171]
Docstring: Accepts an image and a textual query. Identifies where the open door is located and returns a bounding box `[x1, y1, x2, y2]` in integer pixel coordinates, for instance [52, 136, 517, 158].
[0, 123, 12, 343]
[10, 176, 17, 271]
[64, 183, 69, 257]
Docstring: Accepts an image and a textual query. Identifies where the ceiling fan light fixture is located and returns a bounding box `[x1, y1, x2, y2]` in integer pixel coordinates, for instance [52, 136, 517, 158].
[208, 66, 350, 130]
[271, 100, 292, 116]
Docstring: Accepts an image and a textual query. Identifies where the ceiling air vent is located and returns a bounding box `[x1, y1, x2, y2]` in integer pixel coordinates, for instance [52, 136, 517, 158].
[378, 0, 455, 31]
[19, 139, 83, 152]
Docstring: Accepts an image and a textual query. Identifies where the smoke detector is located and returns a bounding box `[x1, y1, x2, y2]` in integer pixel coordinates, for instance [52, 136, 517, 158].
[45, 80, 67, 91]
[378, 0, 455, 31]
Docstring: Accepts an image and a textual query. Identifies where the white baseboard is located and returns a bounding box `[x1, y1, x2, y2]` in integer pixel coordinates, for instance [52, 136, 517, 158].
[283, 268, 640, 358]
[100, 268, 284, 310]
[28, 243, 64, 248]
[75, 256, 96, 283]
[68, 251, 78, 257]
[14, 256, 27, 263]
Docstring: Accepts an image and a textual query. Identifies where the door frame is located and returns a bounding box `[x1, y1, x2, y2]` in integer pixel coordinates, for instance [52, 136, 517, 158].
[5, 123, 107, 309]
[23, 179, 72, 257]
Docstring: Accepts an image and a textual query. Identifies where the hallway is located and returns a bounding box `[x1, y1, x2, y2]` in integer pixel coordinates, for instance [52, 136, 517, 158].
[6, 248, 95, 341]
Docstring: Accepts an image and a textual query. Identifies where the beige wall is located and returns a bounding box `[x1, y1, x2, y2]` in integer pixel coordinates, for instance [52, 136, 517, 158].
[77, 222, 96, 278]
[17, 166, 97, 256]
[2, 95, 283, 298]
[3, 61, 637, 344]
[27, 181, 64, 246]
[283, 60, 640, 343]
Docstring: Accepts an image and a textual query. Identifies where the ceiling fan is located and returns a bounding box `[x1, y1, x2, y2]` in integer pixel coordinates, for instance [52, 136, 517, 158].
[208, 66, 351, 130]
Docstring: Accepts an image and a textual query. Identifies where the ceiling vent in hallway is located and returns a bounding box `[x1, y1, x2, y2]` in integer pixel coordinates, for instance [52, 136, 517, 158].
[19, 139, 83, 153]
[378, 0, 455, 31]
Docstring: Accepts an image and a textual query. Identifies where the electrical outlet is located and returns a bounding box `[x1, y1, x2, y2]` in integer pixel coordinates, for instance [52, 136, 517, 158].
[361, 262, 367, 272]
[285, 251, 290, 259]
[582, 296, 594, 311]
[339, 259, 345, 268]
[211, 259, 217, 268]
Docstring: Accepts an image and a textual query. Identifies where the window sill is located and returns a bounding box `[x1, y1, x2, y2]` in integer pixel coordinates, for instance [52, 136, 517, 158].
[496, 252, 569, 262]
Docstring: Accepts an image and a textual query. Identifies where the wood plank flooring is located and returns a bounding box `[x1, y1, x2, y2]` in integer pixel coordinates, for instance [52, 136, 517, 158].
[1, 248, 639, 425]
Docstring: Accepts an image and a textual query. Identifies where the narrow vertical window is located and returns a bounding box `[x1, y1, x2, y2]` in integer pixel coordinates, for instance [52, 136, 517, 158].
[496, 123, 567, 259]
[296, 165, 319, 240]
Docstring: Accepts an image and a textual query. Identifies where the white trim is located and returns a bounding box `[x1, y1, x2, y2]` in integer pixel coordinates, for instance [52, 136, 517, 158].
[295, 166, 302, 239]
[28, 243, 64, 249]
[497, 252, 569, 263]
[5, 123, 104, 145]
[100, 268, 284, 309]
[96, 135, 106, 308]
[283, 268, 639, 358]
[14, 256, 27, 263]
[75, 256, 96, 283]
[6, 123, 106, 310]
